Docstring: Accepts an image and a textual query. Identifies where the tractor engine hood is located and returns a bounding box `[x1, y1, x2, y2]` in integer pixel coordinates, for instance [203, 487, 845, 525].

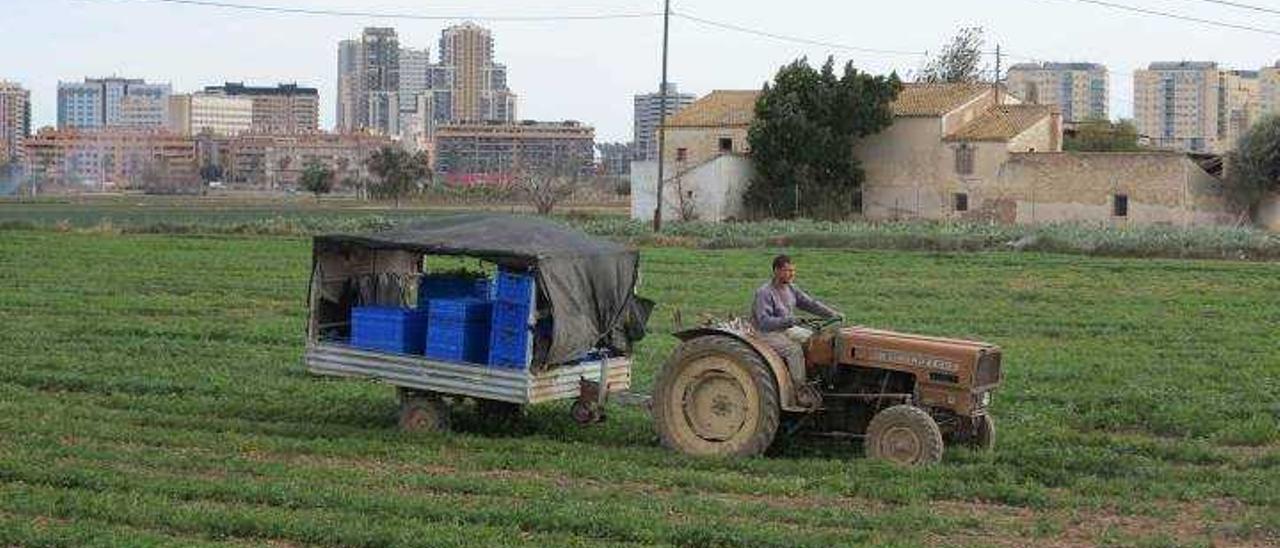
[834, 327, 1003, 390]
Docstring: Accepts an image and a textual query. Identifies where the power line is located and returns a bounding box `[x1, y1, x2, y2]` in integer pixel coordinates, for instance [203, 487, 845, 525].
[672, 11, 928, 56]
[122, 0, 662, 21]
[1035, 0, 1280, 36]
[1185, 0, 1280, 16]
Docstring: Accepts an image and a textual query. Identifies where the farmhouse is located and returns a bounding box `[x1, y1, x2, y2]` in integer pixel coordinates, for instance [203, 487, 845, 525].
[631, 83, 1246, 227]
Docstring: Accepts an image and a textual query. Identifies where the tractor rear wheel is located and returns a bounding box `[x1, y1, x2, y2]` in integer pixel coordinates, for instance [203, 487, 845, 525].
[866, 405, 944, 466]
[398, 389, 450, 433]
[653, 335, 780, 458]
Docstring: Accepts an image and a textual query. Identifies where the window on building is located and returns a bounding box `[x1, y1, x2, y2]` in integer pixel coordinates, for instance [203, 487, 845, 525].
[676, 147, 688, 162]
[1113, 194, 1129, 217]
[953, 193, 969, 212]
[954, 144, 974, 175]
[718, 137, 733, 152]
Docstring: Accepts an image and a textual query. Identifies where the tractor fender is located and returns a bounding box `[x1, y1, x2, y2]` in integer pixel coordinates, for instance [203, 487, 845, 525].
[673, 327, 804, 412]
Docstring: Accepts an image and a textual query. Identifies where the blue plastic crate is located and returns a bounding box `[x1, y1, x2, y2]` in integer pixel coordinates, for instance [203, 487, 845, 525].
[350, 306, 428, 355]
[488, 325, 530, 369]
[425, 320, 491, 363]
[490, 300, 531, 330]
[494, 268, 535, 305]
[424, 299, 492, 364]
[428, 298, 493, 324]
[418, 275, 490, 308]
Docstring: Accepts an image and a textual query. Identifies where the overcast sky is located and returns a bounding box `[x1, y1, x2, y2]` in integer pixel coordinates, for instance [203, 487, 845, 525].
[5, 0, 1280, 142]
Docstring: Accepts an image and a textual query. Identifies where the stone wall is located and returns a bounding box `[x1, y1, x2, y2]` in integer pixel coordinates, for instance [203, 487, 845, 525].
[630, 155, 754, 222]
[857, 117, 1016, 220]
[1259, 192, 1280, 231]
[993, 152, 1237, 226]
[661, 125, 751, 175]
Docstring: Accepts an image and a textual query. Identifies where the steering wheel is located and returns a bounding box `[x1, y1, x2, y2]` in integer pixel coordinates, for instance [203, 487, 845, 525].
[796, 316, 842, 331]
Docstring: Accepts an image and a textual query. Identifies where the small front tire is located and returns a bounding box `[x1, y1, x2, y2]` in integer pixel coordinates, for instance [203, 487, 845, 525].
[866, 404, 944, 466]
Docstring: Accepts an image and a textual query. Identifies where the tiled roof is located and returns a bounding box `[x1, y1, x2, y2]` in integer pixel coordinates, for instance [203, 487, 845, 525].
[663, 84, 1002, 127]
[665, 90, 760, 128]
[944, 105, 1053, 142]
[892, 83, 990, 117]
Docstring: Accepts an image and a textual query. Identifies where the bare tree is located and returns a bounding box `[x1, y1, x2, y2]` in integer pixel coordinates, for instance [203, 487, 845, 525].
[918, 26, 987, 84]
[515, 158, 579, 215]
[673, 174, 698, 221]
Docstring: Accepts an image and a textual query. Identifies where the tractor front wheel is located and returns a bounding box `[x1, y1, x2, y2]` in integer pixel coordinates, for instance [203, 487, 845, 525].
[969, 414, 996, 451]
[652, 335, 780, 458]
[866, 405, 944, 466]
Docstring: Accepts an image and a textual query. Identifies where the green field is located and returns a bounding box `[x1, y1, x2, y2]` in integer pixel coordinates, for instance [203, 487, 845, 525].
[1, 229, 1278, 546]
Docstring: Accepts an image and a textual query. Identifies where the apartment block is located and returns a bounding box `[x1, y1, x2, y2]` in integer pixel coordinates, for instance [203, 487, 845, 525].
[361, 27, 400, 136]
[22, 128, 197, 189]
[336, 39, 362, 132]
[0, 81, 31, 164]
[1134, 62, 1221, 153]
[438, 22, 517, 123]
[634, 83, 696, 161]
[204, 82, 319, 134]
[596, 142, 633, 176]
[168, 93, 254, 137]
[197, 131, 393, 187]
[57, 77, 171, 130]
[1006, 62, 1108, 122]
[434, 121, 594, 177]
[1219, 70, 1260, 150]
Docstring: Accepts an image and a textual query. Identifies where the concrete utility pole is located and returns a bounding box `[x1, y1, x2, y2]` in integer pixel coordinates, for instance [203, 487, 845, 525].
[994, 44, 1002, 105]
[653, 0, 671, 232]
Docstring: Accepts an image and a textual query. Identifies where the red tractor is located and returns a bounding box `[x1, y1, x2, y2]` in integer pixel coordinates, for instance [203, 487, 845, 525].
[652, 318, 1001, 465]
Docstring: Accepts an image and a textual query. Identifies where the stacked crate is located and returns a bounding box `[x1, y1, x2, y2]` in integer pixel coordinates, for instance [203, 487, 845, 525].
[488, 268, 536, 369]
[418, 275, 491, 305]
[350, 306, 428, 355]
[424, 298, 492, 364]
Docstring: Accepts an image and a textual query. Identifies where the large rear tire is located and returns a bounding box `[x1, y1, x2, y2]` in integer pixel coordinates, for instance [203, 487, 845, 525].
[866, 405, 944, 466]
[653, 335, 780, 458]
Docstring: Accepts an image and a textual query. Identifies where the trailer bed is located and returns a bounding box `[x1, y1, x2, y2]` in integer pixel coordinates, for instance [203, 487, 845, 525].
[305, 342, 631, 405]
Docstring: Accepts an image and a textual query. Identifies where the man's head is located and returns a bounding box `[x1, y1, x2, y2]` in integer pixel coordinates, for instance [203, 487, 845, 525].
[772, 254, 795, 285]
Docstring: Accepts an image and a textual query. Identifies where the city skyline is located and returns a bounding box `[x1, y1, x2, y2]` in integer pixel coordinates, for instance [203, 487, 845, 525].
[8, 0, 1280, 142]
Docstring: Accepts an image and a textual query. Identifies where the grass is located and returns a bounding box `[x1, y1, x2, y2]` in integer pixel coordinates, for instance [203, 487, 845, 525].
[3, 194, 1278, 261]
[0, 230, 1278, 546]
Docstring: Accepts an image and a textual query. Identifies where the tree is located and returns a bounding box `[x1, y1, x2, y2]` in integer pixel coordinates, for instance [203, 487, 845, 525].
[366, 146, 431, 207]
[1065, 118, 1142, 152]
[746, 56, 902, 219]
[1226, 114, 1280, 224]
[918, 26, 986, 84]
[299, 162, 335, 199]
[515, 157, 579, 215]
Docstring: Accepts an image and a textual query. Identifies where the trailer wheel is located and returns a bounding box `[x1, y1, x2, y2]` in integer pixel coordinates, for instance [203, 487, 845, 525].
[653, 335, 779, 458]
[866, 405, 944, 466]
[570, 398, 604, 424]
[398, 389, 450, 433]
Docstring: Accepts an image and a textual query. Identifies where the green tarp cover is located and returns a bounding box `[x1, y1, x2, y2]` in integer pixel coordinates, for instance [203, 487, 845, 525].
[314, 214, 642, 365]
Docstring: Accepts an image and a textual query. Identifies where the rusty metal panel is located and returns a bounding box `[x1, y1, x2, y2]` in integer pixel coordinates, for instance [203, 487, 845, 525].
[305, 342, 631, 405]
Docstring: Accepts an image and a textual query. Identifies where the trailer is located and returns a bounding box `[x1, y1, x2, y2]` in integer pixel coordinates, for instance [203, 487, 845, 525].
[302, 215, 651, 429]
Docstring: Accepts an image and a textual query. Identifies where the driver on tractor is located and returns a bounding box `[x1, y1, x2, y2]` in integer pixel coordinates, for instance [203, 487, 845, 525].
[751, 254, 842, 406]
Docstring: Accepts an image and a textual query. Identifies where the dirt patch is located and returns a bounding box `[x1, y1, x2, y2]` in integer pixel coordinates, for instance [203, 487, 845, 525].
[926, 497, 1266, 547]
